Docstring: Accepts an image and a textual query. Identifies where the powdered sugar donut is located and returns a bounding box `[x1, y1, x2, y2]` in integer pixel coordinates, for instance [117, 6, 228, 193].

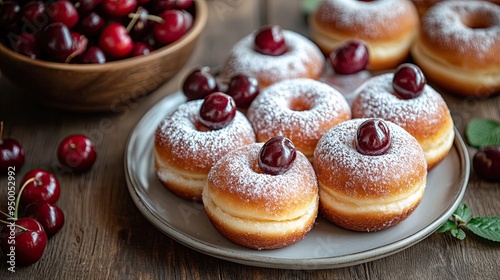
[154, 99, 256, 201]
[411, 1, 500, 96]
[246, 78, 351, 160]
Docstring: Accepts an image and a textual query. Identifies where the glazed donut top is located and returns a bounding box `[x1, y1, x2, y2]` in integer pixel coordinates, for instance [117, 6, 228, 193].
[313, 118, 427, 198]
[222, 30, 324, 83]
[314, 0, 417, 40]
[420, 1, 500, 68]
[155, 99, 255, 172]
[351, 73, 450, 140]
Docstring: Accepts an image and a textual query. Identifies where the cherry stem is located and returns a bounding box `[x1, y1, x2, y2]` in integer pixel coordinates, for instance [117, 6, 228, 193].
[14, 177, 36, 219]
[0, 210, 13, 219]
[127, 10, 164, 25]
[0, 219, 29, 232]
[126, 6, 144, 33]
[0, 121, 4, 140]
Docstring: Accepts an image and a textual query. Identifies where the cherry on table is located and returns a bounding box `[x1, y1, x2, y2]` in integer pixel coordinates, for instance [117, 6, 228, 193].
[473, 146, 500, 182]
[253, 25, 288, 56]
[153, 9, 193, 45]
[198, 92, 236, 130]
[21, 201, 65, 237]
[0, 218, 47, 266]
[355, 119, 392, 156]
[46, 0, 80, 29]
[226, 74, 260, 108]
[182, 67, 219, 101]
[79, 46, 106, 64]
[20, 169, 61, 207]
[98, 22, 133, 59]
[258, 136, 296, 175]
[329, 39, 369, 74]
[0, 122, 25, 173]
[57, 134, 97, 172]
[392, 63, 426, 99]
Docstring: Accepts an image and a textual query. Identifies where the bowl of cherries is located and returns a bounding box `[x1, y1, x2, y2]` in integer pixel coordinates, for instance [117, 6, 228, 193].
[0, 0, 208, 112]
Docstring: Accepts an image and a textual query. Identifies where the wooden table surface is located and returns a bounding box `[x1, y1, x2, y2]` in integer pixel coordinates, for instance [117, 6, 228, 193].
[1, 1, 499, 279]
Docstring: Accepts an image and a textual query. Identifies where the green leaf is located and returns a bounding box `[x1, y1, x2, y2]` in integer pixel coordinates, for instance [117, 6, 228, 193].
[437, 220, 457, 233]
[452, 203, 472, 224]
[466, 118, 500, 148]
[451, 228, 467, 240]
[466, 217, 500, 242]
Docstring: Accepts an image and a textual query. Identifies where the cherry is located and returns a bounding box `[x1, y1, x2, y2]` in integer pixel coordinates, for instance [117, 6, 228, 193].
[151, 0, 176, 14]
[21, 202, 65, 237]
[77, 12, 105, 37]
[253, 25, 288, 56]
[69, 31, 88, 62]
[11, 33, 40, 59]
[0, 1, 20, 30]
[39, 22, 75, 62]
[19, 169, 61, 207]
[73, 0, 103, 14]
[102, 0, 138, 17]
[79, 46, 106, 64]
[153, 9, 192, 45]
[128, 7, 153, 41]
[473, 146, 500, 182]
[130, 41, 152, 57]
[182, 67, 219, 101]
[57, 134, 96, 172]
[355, 119, 392, 156]
[175, 0, 193, 9]
[198, 92, 236, 130]
[98, 22, 133, 59]
[226, 74, 260, 108]
[330, 39, 369, 74]
[20, 1, 46, 27]
[0, 122, 25, 173]
[0, 218, 47, 266]
[258, 136, 296, 175]
[46, 0, 80, 29]
[392, 63, 426, 99]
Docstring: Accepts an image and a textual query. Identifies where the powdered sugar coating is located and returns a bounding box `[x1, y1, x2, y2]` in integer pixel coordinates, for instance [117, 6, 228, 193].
[246, 78, 351, 156]
[313, 118, 426, 197]
[221, 30, 324, 86]
[421, 1, 500, 60]
[155, 99, 256, 171]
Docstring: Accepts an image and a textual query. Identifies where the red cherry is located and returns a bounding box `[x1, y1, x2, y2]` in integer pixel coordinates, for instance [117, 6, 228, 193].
[182, 67, 219, 101]
[74, 0, 103, 14]
[57, 134, 96, 172]
[21, 202, 65, 237]
[355, 119, 392, 156]
[20, 1, 46, 27]
[128, 7, 153, 41]
[0, 218, 47, 266]
[46, 0, 79, 29]
[102, 0, 137, 17]
[175, 0, 193, 9]
[79, 46, 106, 64]
[76, 12, 105, 37]
[98, 23, 133, 59]
[258, 136, 296, 175]
[151, 0, 176, 14]
[19, 169, 61, 207]
[130, 41, 152, 57]
[39, 22, 75, 62]
[392, 63, 426, 99]
[226, 74, 260, 108]
[12, 33, 40, 59]
[0, 122, 25, 173]
[69, 31, 88, 62]
[153, 9, 192, 45]
[199, 92, 236, 130]
[0, 1, 20, 30]
[330, 40, 369, 74]
[253, 25, 288, 56]
[473, 146, 500, 182]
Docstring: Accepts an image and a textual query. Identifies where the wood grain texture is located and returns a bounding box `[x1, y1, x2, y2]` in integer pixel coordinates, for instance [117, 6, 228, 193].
[1, 0, 499, 279]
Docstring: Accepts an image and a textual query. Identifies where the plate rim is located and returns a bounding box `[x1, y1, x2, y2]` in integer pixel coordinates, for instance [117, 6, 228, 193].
[124, 91, 470, 270]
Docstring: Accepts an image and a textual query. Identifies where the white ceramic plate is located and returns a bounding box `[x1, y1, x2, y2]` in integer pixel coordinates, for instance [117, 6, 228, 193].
[124, 91, 470, 270]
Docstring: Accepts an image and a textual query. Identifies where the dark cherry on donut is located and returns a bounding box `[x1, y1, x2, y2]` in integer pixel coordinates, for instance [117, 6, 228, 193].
[199, 92, 236, 130]
[392, 63, 426, 99]
[258, 136, 296, 175]
[253, 25, 288, 56]
[226, 74, 260, 108]
[355, 119, 392, 156]
[182, 67, 219, 101]
[329, 39, 369, 74]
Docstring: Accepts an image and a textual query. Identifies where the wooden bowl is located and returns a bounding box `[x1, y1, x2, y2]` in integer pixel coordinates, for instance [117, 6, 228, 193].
[0, 0, 208, 112]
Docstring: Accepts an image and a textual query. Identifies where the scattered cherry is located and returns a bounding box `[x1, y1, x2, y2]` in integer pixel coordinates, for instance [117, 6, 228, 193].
[258, 136, 296, 175]
[0, 122, 25, 173]
[79, 45, 106, 64]
[153, 9, 193, 45]
[182, 67, 219, 101]
[392, 63, 426, 99]
[98, 22, 133, 59]
[253, 25, 288, 56]
[473, 146, 500, 182]
[46, 0, 79, 29]
[226, 74, 260, 108]
[199, 92, 236, 130]
[330, 39, 369, 74]
[0, 218, 47, 266]
[21, 202, 65, 237]
[355, 119, 392, 156]
[19, 169, 61, 207]
[57, 134, 97, 172]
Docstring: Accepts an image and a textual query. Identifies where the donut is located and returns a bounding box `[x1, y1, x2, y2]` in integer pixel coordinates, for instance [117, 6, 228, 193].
[351, 72, 454, 169]
[221, 26, 325, 88]
[411, 0, 500, 16]
[154, 99, 256, 201]
[246, 78, 351, 160]
[411, 1, 500, 97]
[203, 141, 319, 249]
[309, 0, 419, 70]
[313, 118, 427, 232]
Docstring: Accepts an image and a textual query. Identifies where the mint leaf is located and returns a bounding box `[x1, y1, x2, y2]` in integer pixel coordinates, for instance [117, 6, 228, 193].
[466, 217, 500, 242]
[452, 203, 472, 224]
[451, 228, 466, 240]
[437, 220, 457, 233]
[466, 118, 500, 148]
